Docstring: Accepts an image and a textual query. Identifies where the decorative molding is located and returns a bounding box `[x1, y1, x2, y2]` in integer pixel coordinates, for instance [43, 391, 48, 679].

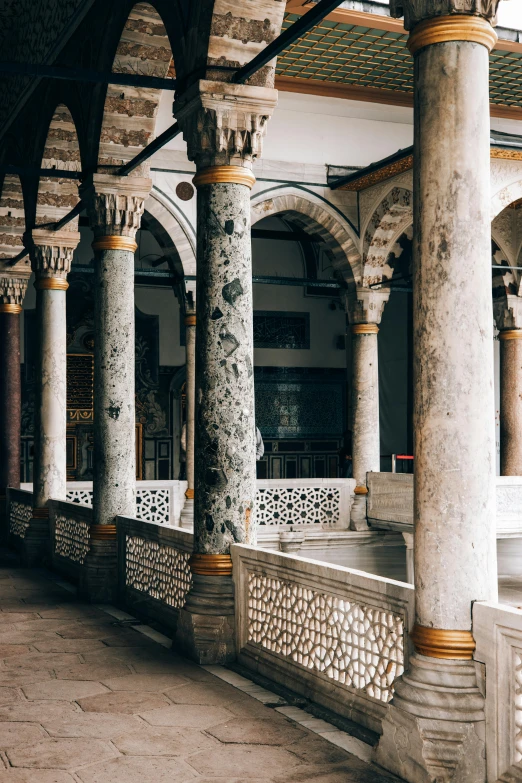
[337, 155, 414, 192]
[389, 0, 501, 31]
[174, 79, 278, 169]
[92, 236, 138, 253]
[499, 329, 522, 340]
[30, 228, 80, 279]
[80, 174, 152, 239]
[352, 323, 379, 335]
[408, 15, 497, 54]
[345, 288, 390, 325]
[189, 553, 233, 576]
[34, 278, 69, 291]
[494, 295, 522, 331]
[410, 624, 476, 660]
[193, 166, 256, 189]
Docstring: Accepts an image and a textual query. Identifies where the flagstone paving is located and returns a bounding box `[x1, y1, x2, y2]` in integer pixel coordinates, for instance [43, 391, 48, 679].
[0, 566, 401, 782]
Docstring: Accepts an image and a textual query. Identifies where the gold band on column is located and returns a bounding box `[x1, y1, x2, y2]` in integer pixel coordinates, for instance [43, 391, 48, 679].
[189, 553, 233, 576]
[193, 166, 256, 190]
[184, 315, 196, 327]
[92, 236, 138, 253]
[352, 323, 379, 335]
[408, 15, 497, 56]
[89, 524, 117, 541]
[499, 329, 522, 341]
[32, 507, 49, 519]
[185, 488, 195, 500]
[0, 303, 22, 314]
[410, 624, 476, 660]
[34, 278, 69, 291]
[354, 486, 369, 496]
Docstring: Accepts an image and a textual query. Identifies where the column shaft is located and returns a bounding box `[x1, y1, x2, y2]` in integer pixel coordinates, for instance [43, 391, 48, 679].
[33, 285, 68, 508]
[93, 246, 136, 526]
[500, 331, 522, 475]
[0, 310, 21, 494]
[413, 39, 497, 630]
[181, 313, 196, 527]
[193, 180, 256, 553]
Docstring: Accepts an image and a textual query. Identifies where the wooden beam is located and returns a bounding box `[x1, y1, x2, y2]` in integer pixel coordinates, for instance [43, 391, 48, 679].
[275, 75, 522, 122]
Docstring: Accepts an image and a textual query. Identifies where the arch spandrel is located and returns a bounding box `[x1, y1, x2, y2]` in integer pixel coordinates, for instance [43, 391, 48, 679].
[250, 187, 362, 291]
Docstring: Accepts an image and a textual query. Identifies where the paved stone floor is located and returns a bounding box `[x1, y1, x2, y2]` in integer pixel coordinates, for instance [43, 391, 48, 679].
[0, 564, 401, 783]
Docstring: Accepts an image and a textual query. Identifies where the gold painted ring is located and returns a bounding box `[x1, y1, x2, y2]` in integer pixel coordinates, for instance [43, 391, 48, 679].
[352, 323, 379, 335]
[34, 278, 69, 291]
[499, 329, 522, 341]
[193, 166, 256, 190]
[92, 236, 138, 253]
[189, 553, 233, 576]
[410, 624, 476, 660]
[408, 15, 497, 55]
[0, 303, 22, 314]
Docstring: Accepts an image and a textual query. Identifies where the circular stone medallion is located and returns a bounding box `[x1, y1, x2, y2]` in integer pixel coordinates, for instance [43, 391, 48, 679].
[176, 181, 195, 201]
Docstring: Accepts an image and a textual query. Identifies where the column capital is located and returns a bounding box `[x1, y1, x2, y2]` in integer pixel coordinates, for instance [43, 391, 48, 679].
[390, 0, 501, 32]
[345, 288, 389, 326]
[0, 273, 29, 312]
[494, 293, 522, 332]
[80, 174, 152, 240]
[173, 79, 278, 170]
[29, 228, 80, 280]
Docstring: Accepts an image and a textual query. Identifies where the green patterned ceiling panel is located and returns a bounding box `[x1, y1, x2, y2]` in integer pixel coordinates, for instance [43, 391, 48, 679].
[276, 13, 522, 108]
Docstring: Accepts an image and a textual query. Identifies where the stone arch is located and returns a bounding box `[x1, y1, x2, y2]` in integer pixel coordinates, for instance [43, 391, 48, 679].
[251, 187, 361, 289]
[491, 179, 522, 221]
[35, 104, 81, 232]
[97, 2, 174, 171]
[363, 187, 413, 287]
[143, 189, 196, 279]
[0, 174, 27, 267]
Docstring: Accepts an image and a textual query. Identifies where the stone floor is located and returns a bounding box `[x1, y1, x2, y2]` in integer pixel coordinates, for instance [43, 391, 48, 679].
[0, 563, 401, 783]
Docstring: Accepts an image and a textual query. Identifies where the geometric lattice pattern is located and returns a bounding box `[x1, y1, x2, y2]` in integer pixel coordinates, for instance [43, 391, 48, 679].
[136, 489, 171, 525]
[515, 648, 522, 762]
[248, 572, 404, 702]
[257, 487, 340, 526]
[67, 489, 93, 507]
[54, 514, 90, 564]
[66, 488, 172, 525]
[126, 535, 192, 608]
[277, 15, 522, 111]
[9, 500, 32, 538]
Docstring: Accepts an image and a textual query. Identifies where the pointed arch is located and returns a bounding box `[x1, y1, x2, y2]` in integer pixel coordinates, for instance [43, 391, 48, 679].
[35, 104, 81, 231]
[143, 188, 196, 279]
[97, 3, 174, 171]
[363, 187, 413, 287]
[251, 187, 361, 290]
[0, 175, 26, 263]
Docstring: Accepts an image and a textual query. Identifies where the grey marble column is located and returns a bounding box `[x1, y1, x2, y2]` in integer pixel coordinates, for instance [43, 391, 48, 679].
[27, 230, 79, 565]
[173, 80, 278, 664]
[80, 174, 151, 601]
[180, 310, 196, 528]
[499, 330, 522, 475]
[346, 290, 388, 530]
[375, 10, 499, 783]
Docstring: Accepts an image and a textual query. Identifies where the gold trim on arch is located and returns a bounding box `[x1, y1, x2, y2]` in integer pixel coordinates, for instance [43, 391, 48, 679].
[408, 15, 497, 55]
[193, 166, 256, 190]
[92, 236, 138, 253]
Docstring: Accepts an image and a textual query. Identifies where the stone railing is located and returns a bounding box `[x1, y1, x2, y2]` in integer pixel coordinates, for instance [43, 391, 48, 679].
[367, 473, 522, 537]
[49, 499, 93, 584]
[257, 478, 354, 529]
[117, 516, 193, 629]
[232, 544, 414, 734]
[6, 488, 33, 540]
[474, 601, 522, 782]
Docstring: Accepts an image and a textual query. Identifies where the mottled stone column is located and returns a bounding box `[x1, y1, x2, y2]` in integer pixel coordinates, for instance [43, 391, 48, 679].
[346, 289, 388, 530]
[80, 174, 151, 601]
[28, 229, 79, 564]
[180, 310, 196, 528]
[174, 80, 278, 663]
[0, 275, 28, 537]
[375, 9, 499, 783]
[499, 329, 522, 475]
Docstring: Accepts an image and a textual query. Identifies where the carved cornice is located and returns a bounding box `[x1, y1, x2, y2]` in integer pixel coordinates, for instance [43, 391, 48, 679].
[80, 174, 152, 239]
[390, 0, 501, 31]
[174, 80, 278, 169]
[0, 275, 29, 306]
[30, 228, 80, 279]
[345, 288, 390, 325]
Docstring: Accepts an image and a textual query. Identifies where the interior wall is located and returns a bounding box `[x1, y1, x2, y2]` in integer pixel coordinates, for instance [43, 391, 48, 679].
[379, 290, 410, 459]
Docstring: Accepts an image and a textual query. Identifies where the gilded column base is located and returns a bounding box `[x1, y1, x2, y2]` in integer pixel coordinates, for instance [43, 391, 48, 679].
[374, 654, 486, 783]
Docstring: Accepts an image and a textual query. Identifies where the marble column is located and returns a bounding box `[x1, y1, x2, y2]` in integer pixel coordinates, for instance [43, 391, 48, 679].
[28, 229, 79, 564]
[0, 275, 28, 537]
[180, 309, 196, 528]
[346, 289, 388, 530]
[80, 174, 151, 601]
[174, 80, 278, 663]
[375, 8, 499, 783]
[498, 323, 522, 475]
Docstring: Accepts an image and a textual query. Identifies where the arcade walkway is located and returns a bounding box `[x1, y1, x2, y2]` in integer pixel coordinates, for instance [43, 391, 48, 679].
[0, 559, 400, 783]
